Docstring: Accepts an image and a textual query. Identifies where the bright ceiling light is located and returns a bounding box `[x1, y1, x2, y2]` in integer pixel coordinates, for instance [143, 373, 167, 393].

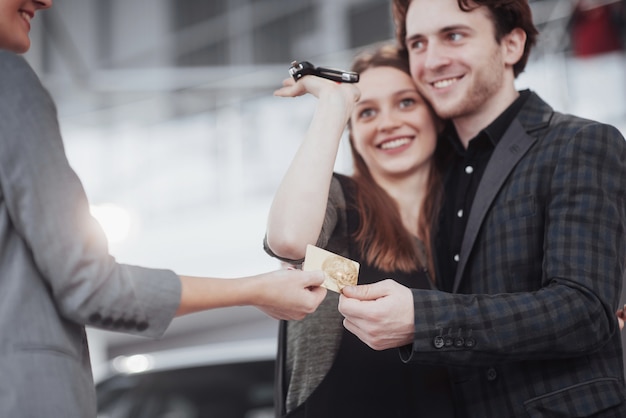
[112, 354, 154, 374]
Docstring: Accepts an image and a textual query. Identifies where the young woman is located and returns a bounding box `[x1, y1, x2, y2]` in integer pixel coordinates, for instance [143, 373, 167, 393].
[0, 1, 326, 416]
[265, 44, 456, 417]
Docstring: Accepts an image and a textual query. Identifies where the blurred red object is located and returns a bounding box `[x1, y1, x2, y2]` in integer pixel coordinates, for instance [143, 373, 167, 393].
[571, 0, 625, 57]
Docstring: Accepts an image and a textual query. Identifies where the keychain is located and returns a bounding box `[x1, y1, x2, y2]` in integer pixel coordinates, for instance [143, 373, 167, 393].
[288, 60, 359, 83]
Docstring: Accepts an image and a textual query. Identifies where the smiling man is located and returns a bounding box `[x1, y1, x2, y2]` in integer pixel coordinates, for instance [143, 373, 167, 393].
[338, 0, 626, 416]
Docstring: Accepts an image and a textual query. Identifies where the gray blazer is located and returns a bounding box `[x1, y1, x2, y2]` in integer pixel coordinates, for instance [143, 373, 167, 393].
[0, 51, 181, 417]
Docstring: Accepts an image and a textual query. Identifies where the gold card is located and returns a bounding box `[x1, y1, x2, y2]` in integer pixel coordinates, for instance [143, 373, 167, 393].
[303, 244, 359, 293]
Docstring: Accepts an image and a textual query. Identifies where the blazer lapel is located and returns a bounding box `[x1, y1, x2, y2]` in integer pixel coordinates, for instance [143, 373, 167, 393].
[452, 118, 537, 293]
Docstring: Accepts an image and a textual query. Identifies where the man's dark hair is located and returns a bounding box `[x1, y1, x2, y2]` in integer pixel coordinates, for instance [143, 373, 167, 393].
[391, 0, 538, 77]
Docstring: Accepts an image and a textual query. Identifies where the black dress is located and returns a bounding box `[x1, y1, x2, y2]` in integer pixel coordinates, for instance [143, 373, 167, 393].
[276, 174, 457, 418]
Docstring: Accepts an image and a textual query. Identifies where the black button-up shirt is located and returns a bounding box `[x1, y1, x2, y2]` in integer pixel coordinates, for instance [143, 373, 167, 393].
[435, 90, 531, 292]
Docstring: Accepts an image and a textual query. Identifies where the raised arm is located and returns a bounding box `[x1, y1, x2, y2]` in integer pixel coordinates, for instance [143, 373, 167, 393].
[265, 76, 359, 260]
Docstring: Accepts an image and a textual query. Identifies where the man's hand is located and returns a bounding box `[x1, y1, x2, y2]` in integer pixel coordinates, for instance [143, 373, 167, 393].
[338, 279, 415, 350]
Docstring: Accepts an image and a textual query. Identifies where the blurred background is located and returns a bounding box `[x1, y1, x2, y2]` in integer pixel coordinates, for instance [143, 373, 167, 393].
[22, 0, 626, 385]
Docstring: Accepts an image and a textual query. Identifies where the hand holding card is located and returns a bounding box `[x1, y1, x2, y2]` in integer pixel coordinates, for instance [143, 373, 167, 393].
[303, 244, 359, 293]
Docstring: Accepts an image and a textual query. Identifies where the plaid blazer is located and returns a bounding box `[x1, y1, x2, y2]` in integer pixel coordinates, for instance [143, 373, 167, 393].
[405, 92, 626, 417]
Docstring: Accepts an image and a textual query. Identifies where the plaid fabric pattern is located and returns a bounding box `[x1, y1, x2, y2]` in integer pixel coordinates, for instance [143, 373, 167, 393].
[410, 92, 626, 417]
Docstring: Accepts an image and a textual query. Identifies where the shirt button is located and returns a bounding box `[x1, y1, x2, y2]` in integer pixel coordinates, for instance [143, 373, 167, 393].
[454, 254, 460, 262]
[457, 209, 463, 218]
[465, 165, 474, 174]
[486, 367, 497, 381]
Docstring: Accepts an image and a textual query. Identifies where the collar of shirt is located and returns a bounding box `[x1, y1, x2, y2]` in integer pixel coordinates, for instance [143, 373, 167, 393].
[442, 89, 531, 156]
[434, 89, 531, 291]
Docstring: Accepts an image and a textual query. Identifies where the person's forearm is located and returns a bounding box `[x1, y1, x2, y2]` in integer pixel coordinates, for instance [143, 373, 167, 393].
[408, 284, 616, 366]
[176, 275, 255, 316]
[175, 269, 328, 320]
[266, 93, 350, 259]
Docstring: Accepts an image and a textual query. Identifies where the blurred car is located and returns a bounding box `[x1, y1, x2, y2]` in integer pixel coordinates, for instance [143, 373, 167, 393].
[95, 338, 277, 418]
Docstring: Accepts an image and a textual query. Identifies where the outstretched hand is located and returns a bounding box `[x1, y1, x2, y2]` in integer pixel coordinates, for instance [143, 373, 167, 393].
[176, 269, 326, 319]
[338, 279, 415, 350]
[255, 269, 327, 321]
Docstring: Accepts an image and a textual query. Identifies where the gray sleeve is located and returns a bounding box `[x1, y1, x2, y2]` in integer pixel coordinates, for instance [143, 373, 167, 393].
[263, 175, 348, 266]
[0, 52, 180, 337]
[282, 175, 348, 412]
[314, 175, 347, 253]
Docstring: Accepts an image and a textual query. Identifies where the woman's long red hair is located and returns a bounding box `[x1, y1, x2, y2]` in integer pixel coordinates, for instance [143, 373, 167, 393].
[348, 44, 442, 281]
